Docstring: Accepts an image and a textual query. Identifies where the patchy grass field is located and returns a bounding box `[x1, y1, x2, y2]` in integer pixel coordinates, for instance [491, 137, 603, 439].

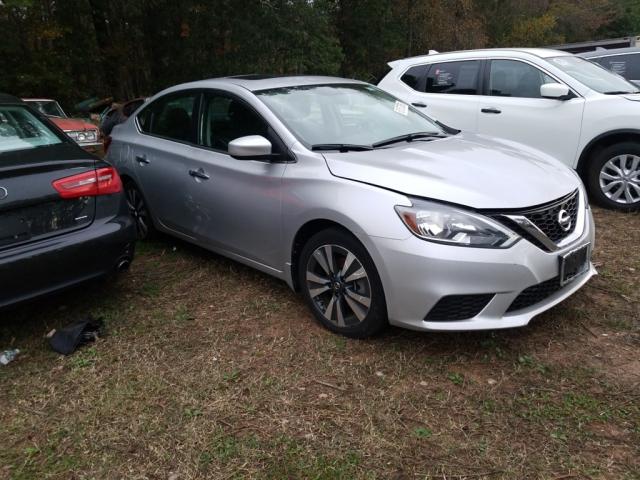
[1, 208, 638, 480]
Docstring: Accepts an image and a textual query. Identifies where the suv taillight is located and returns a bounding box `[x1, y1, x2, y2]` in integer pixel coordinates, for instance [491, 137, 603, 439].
[52, 167, 123, 199]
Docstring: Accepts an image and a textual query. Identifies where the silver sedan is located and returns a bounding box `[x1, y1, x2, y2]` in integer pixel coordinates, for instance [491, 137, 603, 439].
[107, 75, 595, 337]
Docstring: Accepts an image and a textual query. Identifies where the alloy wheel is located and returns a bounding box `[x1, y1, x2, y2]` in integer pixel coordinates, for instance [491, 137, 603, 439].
[125, 186, 150, 239]
[305, 244, 372, 327]
[599, 154, 640, 205]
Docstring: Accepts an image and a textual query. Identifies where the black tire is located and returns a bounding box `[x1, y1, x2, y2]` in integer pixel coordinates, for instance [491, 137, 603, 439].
[298, 228, 388, 338]
[123, 180, 156, 240]
[586, 142, 640, 211]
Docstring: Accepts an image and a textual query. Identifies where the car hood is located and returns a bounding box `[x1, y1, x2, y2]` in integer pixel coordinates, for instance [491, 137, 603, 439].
[49, 117, 96, 132]
[323, 133, 580, 209]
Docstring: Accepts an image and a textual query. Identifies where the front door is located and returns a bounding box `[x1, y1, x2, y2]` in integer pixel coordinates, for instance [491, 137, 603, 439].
[476, 59, 586, 166]
[186, 91, 287, 270]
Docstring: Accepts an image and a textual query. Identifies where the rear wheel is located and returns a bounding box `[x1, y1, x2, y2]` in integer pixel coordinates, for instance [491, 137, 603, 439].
[587, 142, 640, 211]
[298, 228, 387, 338]
[124, 181, 154, 240]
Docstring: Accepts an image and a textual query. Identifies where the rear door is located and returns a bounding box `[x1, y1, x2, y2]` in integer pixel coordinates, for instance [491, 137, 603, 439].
[384, 60, 482, 131]
[475, 59, 586, 165]
[0, 106, 96, 251]
[129, 90, 203, 238]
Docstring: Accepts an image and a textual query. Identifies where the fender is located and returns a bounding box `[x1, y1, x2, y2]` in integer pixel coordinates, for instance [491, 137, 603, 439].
[577, 128, 640, 173]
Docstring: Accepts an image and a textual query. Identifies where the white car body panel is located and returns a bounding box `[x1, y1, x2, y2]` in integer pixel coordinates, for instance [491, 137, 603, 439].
[380, 48, 640, 170]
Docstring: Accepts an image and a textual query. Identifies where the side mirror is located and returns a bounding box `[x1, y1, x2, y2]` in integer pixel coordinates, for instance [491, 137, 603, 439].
[228, 135, 272, 159]
[540, 83, 571, 100]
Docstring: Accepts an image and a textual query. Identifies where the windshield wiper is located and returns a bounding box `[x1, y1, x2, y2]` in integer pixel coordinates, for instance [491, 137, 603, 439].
[372, 132, 446, 148]
[603, 90, 639, 95]
[311, 143, 373, 152]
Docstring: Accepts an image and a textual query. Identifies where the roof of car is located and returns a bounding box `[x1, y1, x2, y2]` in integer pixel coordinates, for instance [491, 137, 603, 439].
[388, 48, 572, 67]
[578, 46, 640, 58]
[198, 75, 366, 92]
[0, 93, 23, 104]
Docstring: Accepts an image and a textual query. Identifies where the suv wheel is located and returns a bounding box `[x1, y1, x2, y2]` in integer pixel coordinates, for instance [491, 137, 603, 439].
[124, 181, 154, 240]
[298, 228, 387, 338]
[587, 142, 640, 211]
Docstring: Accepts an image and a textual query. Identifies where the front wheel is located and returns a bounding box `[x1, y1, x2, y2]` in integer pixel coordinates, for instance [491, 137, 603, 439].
[298, 228, 388, 338]
[586, 142, 640, 211]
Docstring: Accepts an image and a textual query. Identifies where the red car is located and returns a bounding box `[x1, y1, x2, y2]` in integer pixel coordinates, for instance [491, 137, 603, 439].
[22, 98, 101, 152]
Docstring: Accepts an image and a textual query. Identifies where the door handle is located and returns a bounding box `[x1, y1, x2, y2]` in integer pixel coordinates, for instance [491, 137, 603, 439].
[135, 155, 150, 165]
[411, 102, 427, 108]
[481, 107, 502, 114]
[189, 168, 210, 180]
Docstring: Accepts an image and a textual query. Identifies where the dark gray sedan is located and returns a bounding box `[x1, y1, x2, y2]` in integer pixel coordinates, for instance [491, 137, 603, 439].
[0, 93, 136, 308]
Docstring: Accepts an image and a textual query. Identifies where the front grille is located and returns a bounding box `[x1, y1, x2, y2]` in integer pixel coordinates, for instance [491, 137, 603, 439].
[425, 294, 494, 321]
[506, 276, 562, 313]
[523, 191, 578, 242]
[491, 190, 579, 251]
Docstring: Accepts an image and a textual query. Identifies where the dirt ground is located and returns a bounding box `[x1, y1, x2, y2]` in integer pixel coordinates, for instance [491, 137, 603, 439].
[0, 207, 638, 480]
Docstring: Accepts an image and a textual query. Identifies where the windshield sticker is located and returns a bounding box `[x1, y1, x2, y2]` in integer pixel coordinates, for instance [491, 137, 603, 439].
[435, 68, 454, 86]
[394, 101, 409, 116]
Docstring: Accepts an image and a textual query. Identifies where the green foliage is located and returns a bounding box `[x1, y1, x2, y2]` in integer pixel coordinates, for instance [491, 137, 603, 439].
[0, 0, 637, 109]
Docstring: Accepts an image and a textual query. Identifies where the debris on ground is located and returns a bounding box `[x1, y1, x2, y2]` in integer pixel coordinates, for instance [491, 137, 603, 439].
[47, 317, 104, 355]
[0, 349, 20, 365]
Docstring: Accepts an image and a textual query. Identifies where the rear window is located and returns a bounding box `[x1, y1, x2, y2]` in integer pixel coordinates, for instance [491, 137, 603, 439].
[400, 64, 429, 91]
[0, 106, 63, 154]
[137, 92, 197, 143]
[425, 60, 481, 95]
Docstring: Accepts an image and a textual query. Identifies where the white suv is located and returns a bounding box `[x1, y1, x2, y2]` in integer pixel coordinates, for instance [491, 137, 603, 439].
[379, 48, 640, 211]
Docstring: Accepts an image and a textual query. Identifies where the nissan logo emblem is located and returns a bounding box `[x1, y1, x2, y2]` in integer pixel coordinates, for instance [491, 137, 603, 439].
[0, 187, 7, 200]
[558, 208, 572, 232]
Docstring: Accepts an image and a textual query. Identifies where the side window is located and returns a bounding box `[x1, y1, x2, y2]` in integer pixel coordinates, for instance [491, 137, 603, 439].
[489, 60, 555, 99]
[199, 92, 274, 153]
[596, 54, 640, 80]
[137, 92, 197, 143]
[401, 64, 429, 91]
[424, 61, 480, 95]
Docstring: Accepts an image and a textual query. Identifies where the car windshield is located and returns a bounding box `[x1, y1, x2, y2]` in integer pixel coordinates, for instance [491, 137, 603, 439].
[0, 106, 63, 154]
[26, 100, 67, 118]
[548, 56, 640, 94]
[255, 84, 444, 148]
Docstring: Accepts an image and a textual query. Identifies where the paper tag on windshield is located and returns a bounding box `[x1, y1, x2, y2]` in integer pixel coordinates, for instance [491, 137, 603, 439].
[394, 101, 409, 116]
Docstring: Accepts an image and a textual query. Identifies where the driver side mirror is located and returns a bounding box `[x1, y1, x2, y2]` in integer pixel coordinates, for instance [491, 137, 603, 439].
[540, 83, 571, 100]
[228, 135, 272, 160]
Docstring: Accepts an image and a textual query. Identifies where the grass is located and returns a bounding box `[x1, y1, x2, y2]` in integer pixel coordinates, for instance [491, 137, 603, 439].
[0, 207, 639, 479]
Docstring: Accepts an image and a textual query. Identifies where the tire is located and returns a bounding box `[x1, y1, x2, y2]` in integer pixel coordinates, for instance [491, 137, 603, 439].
[297, 228, 388, 338]
[124, 180, 155, 240]
[586, 142, 640, 211]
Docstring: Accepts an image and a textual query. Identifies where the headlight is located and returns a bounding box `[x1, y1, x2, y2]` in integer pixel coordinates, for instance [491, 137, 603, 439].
[76, 132, 87, 142]
[85, 130, 97, 141]
[395, 199, 520, 248]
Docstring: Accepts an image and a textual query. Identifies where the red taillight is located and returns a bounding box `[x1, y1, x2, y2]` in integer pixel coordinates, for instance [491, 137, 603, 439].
[52, 167, 123, 199]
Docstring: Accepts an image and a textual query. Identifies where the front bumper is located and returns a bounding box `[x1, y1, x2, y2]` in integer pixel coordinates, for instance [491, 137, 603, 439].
[368, 207, 596, 331]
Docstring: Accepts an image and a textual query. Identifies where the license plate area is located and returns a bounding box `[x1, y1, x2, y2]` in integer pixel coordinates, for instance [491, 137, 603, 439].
[560, 243, 590, 286]
[0, 215, 30, 247]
